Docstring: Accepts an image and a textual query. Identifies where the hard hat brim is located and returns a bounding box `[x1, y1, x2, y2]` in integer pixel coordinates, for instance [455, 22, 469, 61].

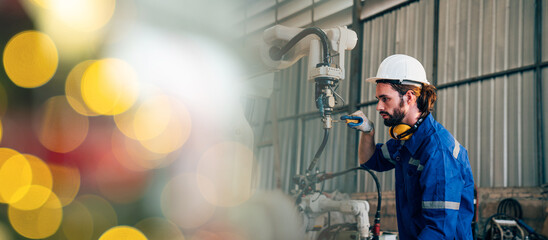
[365, 78, 427, 87]
[365, 77, 382, 83]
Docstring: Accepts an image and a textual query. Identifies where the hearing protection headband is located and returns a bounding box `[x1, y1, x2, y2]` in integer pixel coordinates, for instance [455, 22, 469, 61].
[389, 117, 425, 140]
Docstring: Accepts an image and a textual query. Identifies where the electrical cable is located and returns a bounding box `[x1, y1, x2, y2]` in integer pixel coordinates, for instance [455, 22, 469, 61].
[306, 128, 329, 173]
[269, 27, 331, 65]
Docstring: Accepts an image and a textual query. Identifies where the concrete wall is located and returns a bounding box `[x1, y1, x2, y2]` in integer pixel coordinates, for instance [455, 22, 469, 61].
[352, 187, 548, 237]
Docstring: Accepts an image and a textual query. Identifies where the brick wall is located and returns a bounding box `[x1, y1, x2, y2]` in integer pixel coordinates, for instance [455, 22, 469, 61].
[352, 187, 548, 237]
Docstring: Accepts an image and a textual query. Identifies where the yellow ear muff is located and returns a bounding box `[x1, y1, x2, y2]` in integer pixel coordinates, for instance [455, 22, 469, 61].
[389, 124, 413, 140]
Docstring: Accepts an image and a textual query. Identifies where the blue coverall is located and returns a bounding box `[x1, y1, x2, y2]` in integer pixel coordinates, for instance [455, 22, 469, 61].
[363, 113, 475, 240]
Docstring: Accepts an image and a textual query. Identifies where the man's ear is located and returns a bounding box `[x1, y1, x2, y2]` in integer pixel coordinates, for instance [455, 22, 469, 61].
[405, 90, 416, 104]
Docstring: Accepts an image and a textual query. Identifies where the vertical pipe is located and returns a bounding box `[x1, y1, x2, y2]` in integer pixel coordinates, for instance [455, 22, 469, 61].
[534, 0, 545, 184]
[292, 61, 303, 191]
[432, 0, 440, 119]
[346, 0, 364, 193]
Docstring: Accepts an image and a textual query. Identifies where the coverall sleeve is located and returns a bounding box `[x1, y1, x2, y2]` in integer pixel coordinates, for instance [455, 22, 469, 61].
[361, 143, 396, 172]
[417, 148, 464, 239]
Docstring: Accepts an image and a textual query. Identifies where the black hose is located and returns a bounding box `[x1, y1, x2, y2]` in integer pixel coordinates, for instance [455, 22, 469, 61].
[318, 167, 360, 181]
[497, 198, 522, 219]
[269, 27, 331, 65]
[307, 128, 329, 173]
[358, 166, 382, 223]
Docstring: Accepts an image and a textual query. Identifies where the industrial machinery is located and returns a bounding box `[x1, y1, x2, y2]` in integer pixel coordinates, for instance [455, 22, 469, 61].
[261, 25, 383, 240]
[482, 199, 548, 240]
[262, 25, 356, 130]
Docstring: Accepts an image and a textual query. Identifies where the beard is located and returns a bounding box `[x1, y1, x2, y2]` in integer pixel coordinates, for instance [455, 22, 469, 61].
[382, 108, 406, 126]
[382, 97, 406, 127]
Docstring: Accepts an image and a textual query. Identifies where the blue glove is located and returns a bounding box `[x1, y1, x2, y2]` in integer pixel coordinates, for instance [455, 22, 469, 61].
[340, 115, 364, 127]
[341, 110, 373, 132]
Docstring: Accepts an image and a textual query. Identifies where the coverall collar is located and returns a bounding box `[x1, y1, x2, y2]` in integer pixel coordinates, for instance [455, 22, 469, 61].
[402, 113, 435, 155]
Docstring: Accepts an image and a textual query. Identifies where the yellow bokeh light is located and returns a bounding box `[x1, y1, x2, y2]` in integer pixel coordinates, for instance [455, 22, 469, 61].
[36, 96, 89, 153]
[29, 0, 50, 8]
[114, 94, 173, 141]
[78, 194, 118, 240]
[2, 30, 58, 88]
[113, 84, 164, 139]
[133, 95, 172, 140]
[99, 226, 147, 240]
[81, 58, 140, 115]
[139, 99, 191, 154]
[29, 0, 116, 31]
[135, 217, 185, 240]
[62, 200, 94, 240]
[66, 60, 99, 116]
[161, 173, 216, 229]
[111, 129, 169, 171]
[10, 154, 53, 210]
[50, 0, 116, 32]
[0, 149, 32, 204]
[8, 192, 63, 239]
[113, 103, 139, 139]
[25, 154, 53, 187]
[11, 185, 52, 211]
[50, 164, 81, 206]
[197, 142, 255, 207]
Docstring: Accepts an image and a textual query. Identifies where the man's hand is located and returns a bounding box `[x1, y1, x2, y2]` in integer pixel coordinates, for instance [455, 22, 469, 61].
[341, 110, 374, 132]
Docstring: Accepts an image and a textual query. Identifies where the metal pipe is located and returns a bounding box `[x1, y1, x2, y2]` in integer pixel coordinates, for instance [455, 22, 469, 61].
[432, 0, 440, 119]
[534, 0, 545, 184]
[345, 0, 364, 193]
[435, 63, 548, 90]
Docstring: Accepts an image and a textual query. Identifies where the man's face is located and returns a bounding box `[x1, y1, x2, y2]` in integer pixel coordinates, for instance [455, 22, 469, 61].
[375, 83, 407, 127]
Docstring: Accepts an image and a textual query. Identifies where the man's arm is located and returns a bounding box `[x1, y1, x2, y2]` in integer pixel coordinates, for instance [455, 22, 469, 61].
[358, 130, 376, 165]
[345, 110, 397, 172]
[342, 110, 376, 165]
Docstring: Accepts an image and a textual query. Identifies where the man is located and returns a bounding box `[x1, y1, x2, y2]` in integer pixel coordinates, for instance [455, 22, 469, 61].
[343, 54, 474, 239]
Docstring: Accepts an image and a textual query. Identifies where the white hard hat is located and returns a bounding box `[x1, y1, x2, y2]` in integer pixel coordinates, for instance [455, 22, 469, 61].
[366, 54, 430, 86]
